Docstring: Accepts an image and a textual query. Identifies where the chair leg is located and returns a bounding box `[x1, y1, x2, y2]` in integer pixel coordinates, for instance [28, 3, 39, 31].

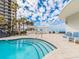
[74, 39, 79, 44]
[69, 37, 74, 42]
[66, 37, 69, 41]
[74, 39, 76, 44]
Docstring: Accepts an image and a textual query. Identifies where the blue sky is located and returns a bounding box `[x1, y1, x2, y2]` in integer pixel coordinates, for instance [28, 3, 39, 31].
[17, 0, 69, 32]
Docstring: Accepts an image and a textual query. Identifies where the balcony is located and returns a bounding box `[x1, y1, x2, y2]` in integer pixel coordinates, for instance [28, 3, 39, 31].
[59, 0, 79, 19]
[5, 16, 11, 19]
[4, 12, 11, 16]
[0, 1, 4, 5]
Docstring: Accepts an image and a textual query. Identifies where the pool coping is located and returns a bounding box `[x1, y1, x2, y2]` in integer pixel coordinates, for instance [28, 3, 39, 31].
[1, 34, 79, 59]
[0, 36, 57, 49]
[0, 35, 57, 59]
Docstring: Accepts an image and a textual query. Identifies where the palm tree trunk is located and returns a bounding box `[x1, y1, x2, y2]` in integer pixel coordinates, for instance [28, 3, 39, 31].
[23, 22, 24, 31]
[19, 22, 20, 35]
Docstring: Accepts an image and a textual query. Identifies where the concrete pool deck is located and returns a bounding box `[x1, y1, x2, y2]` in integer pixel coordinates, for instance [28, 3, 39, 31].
[0, 34, 79, 59]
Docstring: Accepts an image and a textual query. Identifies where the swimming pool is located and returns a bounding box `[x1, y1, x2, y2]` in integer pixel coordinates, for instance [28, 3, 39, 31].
[0, 38, 56, 59]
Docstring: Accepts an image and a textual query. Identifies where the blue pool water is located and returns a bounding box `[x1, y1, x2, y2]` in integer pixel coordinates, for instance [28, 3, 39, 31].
[0, 38, 56, 59]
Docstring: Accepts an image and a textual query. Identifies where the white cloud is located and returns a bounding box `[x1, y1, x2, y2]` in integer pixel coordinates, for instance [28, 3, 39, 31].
[40, 21, 49, 26]
[17, 0, 66, 32]
[17, 0, 25, 7]
[31, 13, 37, 21]
[48, 0, 54, 7]
[53, 9, 60, 15]
[27, 0, 38, 6]
[39, 7, 44, 13]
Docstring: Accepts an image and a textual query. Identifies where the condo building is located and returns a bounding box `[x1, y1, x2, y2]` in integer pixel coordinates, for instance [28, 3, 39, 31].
[0, 0, 17, 26]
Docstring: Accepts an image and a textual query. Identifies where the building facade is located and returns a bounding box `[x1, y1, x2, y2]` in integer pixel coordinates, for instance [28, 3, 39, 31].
[59, 0, 79, 32]
[0, 0, 17, 30]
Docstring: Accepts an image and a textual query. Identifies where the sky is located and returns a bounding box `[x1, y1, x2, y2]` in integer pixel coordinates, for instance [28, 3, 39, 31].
[17, 0, 69, 32]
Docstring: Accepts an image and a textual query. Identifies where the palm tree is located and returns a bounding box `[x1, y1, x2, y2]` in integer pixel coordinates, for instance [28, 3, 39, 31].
[11, 2, 18, 18]
[17, 19, 21, 35]
[21, 18, 27, 31]
[11, 2, 18, 11]
[0, 15, 7, 31]
[17, 17, 34, 35]
[29, 21, 34, 26]
[0, 15, 5, 25]
[29, 21, 34, 30]
[11, 17, 17, 33]
[16, 18, 23, 35]
[25, 20, 34, 31]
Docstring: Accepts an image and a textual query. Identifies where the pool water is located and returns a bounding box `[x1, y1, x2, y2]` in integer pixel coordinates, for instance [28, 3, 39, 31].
[0, 38, 56, 59]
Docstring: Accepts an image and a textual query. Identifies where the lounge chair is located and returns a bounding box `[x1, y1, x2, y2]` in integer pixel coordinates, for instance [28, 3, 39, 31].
[65, 32, 74, 42]
[73, 32, 79, 43]
[63, 32, 67, 38]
